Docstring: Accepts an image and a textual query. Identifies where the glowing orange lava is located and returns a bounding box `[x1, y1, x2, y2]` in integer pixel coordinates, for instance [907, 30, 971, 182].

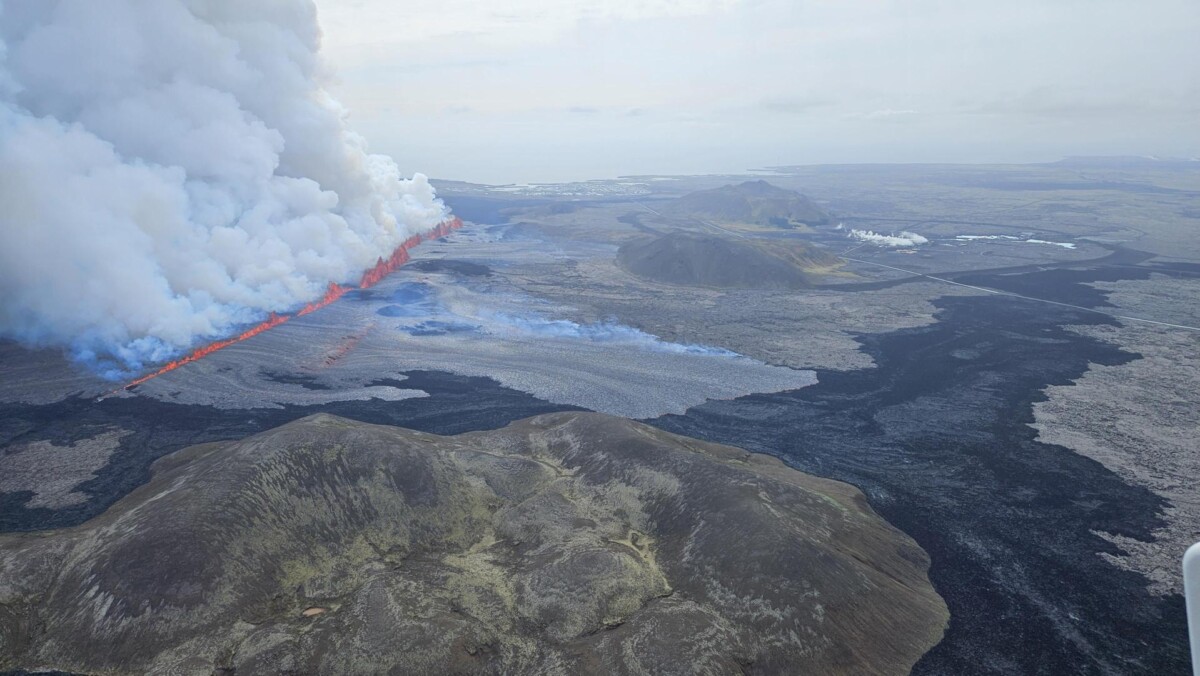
[296, 282, 350, 317]
[115, 217, 462, 392]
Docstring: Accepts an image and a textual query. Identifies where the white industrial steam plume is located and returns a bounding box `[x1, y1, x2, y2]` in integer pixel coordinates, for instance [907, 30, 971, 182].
[0, 0, 447, 378]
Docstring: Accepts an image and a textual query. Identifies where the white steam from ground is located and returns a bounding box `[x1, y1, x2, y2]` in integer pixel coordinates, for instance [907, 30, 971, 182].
[0, 0, 447, 378]
[848, 229, 929, 247]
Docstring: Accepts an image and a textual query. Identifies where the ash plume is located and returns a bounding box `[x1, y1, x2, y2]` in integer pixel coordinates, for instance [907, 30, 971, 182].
[0, 0, 447, 378]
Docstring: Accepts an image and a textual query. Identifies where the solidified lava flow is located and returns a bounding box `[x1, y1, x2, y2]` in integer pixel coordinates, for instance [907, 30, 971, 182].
[117, 217, 463, 392]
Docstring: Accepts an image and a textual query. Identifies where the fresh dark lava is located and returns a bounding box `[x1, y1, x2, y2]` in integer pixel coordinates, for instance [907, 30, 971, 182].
[0, 262, 1192, 675]
[649, 264, 1192, 675]
[0, 371, 579, 533]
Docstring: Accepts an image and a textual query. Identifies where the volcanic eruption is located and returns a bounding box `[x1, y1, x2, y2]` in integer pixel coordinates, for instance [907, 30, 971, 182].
[0, 0, 450, 379]
[118, 217, 463, 391]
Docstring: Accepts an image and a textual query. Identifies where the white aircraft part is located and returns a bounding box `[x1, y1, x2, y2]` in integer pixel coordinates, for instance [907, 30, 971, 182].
[1186, 541, 1200, 676]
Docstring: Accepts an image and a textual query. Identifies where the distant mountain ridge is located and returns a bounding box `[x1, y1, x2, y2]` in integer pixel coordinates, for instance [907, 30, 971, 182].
[666, 180, 833, 228]
[1049, 155, 1200, 168]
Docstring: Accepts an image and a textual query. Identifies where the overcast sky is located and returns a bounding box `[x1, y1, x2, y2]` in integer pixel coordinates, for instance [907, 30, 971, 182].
[316, 0, 1199, 184]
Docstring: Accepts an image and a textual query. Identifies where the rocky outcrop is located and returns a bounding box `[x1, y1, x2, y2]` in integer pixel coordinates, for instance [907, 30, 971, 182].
[0, 412, 946, 674]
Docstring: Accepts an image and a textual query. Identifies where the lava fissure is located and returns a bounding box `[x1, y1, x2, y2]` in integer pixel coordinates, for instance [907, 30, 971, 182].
[115, 217, 462, 392]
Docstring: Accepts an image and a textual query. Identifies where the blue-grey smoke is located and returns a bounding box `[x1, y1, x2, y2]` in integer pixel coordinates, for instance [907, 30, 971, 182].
[486, 313, 740, 356]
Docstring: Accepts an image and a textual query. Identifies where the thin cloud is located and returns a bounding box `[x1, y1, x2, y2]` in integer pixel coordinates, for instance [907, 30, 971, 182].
[845, 109, 919, 121]
[967, 87, 1200, 118]
[316, 0, 1200, 182]
[759, 97, 835, 115]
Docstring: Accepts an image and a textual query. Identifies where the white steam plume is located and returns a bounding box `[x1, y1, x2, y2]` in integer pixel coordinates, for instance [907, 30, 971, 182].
[848, 229, 929, 247]
[0, 0, 447, 378]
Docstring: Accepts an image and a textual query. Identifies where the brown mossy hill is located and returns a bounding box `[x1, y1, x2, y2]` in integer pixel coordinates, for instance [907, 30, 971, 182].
[666, 180, 833, 228]
[617, 230, 841, 289]
[0, 412, 947, 675]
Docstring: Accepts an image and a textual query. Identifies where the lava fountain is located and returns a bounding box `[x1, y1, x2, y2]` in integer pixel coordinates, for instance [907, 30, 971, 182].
[115, 217, 463, 392]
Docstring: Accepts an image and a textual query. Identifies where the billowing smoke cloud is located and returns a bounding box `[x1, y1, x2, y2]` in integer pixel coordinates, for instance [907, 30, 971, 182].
[848, 229, 929, 247]
[0, 1, 447, 377]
